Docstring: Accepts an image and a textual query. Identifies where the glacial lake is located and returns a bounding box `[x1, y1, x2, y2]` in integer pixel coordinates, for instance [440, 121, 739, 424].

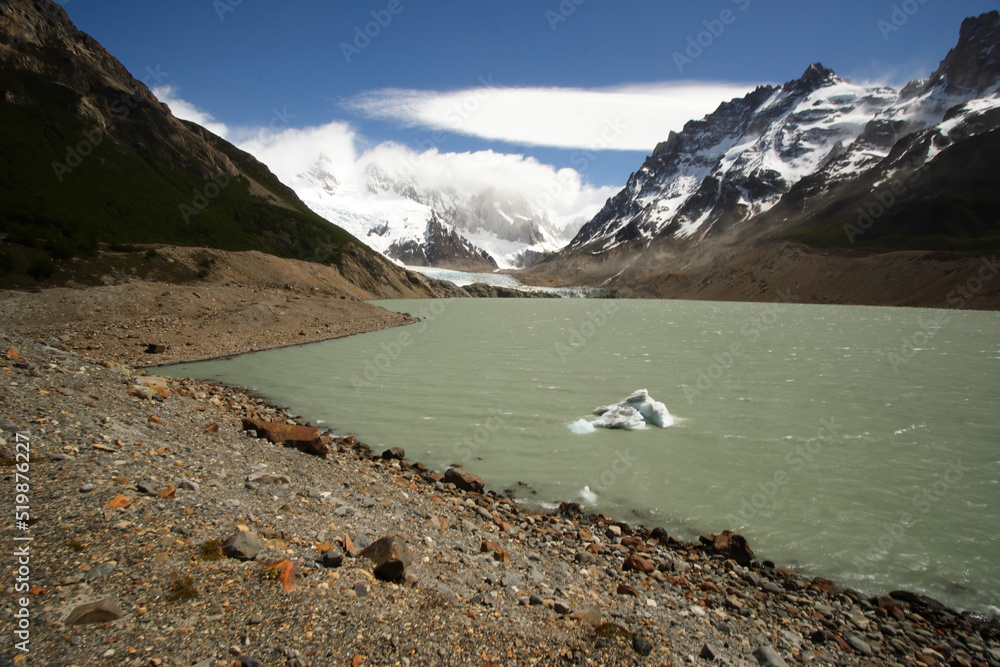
[161, 298, 1000, 613]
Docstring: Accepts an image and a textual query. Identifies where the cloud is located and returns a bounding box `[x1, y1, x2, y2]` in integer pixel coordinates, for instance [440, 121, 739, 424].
[341, 81, 761, 151]
[152, 86, 230, 138]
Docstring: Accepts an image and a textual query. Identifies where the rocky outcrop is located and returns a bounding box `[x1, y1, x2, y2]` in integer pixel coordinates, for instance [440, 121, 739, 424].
[386, 213, 498, 272]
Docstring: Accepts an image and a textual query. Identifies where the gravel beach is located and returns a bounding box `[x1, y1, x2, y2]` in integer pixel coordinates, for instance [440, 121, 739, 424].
[3, 292, 999, 666]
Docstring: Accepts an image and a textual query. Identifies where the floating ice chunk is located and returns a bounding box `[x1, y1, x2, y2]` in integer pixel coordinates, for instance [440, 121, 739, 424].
[592, 389, 673, 429]
[580, 485, 597, 503]
[593, 405, 648, 430]
[568, 418, 596, 434]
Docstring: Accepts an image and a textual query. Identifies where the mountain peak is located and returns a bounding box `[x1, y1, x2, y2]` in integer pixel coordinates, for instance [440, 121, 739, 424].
[927, 10, 1000, 94]
[801, 62, 837, 82]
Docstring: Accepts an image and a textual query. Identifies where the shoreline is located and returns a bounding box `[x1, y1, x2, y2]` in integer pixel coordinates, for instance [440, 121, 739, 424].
[4, 295, 999, 665]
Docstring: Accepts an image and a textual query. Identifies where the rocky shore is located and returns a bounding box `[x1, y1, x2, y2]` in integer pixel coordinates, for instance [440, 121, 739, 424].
[3, 328, 999, 666]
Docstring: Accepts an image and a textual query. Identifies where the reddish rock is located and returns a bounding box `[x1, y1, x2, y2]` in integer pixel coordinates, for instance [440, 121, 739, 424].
[443, 466, 483, 493]
[616, 582, 642, 598]
[480, 540, 509, 563]
[623, 554, 655, 573]
[712, 530, 754, 566]
[360, 536, 412, 582]
[241, 418, 331, 458]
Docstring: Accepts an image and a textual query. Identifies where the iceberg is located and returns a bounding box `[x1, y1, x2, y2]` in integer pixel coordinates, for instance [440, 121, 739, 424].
[592, 405, 648, 430]
[567, 418, 596, 434]
[593, 389, 673, 429]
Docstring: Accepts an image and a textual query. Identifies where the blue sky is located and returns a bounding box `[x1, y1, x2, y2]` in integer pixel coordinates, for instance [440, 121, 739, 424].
[63, 0, 998, 191]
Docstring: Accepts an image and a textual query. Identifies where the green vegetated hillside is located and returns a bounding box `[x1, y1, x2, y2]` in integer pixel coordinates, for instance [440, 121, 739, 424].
[0, 0, 367, 285]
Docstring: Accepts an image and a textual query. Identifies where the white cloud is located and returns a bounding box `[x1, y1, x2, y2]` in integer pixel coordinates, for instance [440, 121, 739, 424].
[341, 82, 760, 151]
[152, 86, 230, 139]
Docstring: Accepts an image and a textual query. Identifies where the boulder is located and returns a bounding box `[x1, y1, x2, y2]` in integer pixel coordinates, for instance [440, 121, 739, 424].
[240, 418, 331, 458]
[222, 530, 263, 561]
[623, 554, 656, 573]
[360, 536, 412, 582]
[444, 466, 483, 493]
[381, 447, 406, 460]
[65, 598, 124, 625]
[712, 530, 754, 566]
[145, 343, 167, 354]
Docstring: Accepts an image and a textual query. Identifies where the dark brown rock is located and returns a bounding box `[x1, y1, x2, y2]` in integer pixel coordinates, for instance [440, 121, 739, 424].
[65, 598, 124, 625]
[240, 418, 331, 457]
[444, 466, 483, 493]
[712, 530, 754, 566]
[145, 343, 167, 354]
[360, 536, 412, 582]
[381, 446, 406, 460]
[616, 582, 642, 598]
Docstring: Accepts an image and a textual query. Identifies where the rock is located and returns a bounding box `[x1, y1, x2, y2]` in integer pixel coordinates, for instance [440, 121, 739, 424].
[444, 466, 484, 492]
[246, 472, 291, 485]
[480, 540, 509, 563]
[528, 594, 544, 606]
[712, 530, 754, 566]
[319, 552, 344, 568]
[649, 527, 669, 542]
[553, 600, 573, 615]
[79, 483, 95, 493]
[4, 347, 19, 360]
[753, 645, 788, 666]
[381, 447, 405, 460]
[65, 598, 125, 625]
[700, 643, 720, 660]
[178, 480, 200, 493]
[616, 582, 642, 598]
[605, 525, 622, 539]
[136, 376, 170, 398]
[145, 343, 167, 354]
[762, 582, 784, 595]
[359, 536, 412, 582]
[84, 563, 115, 580]
[623, 554, 655, 573]
[632, 635, 653, 656]
[222, 531, 263, 561]
[240, 418, 331, 457]
[845, 633, 873, 656]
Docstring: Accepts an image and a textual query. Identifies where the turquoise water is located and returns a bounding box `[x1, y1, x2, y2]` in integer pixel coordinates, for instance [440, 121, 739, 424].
[161, 298, 1000, 613]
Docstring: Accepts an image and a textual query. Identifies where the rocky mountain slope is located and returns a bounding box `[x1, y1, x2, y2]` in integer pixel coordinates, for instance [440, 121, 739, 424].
[0, 0, 438, 296]
[526, 11, 1000, 307]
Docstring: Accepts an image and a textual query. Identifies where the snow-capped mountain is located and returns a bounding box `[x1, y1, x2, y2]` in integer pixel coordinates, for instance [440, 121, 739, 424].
[285, 158, 574, 271]
[565, 11, 1000, 256]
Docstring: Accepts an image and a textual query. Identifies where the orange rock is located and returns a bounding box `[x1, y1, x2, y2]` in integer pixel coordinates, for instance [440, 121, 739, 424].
[480, 540, 509, 563]
[265, 559, 296, 592]
[4, 347, 19, 360]
[206, 423, 220, 433]
[351, 655, 365, 667]
[156, 486, 177, 499]
[148, 415, 162, 425]
[105, 494, 132, 509]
